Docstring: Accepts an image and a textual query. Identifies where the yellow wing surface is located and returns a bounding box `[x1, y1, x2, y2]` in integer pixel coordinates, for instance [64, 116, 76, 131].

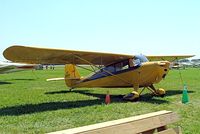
[3, 45, 133, 65]
[3, 45, 194, 65]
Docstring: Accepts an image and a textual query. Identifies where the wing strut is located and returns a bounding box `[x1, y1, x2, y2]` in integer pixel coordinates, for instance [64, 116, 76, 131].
[73, 54, 133, 85]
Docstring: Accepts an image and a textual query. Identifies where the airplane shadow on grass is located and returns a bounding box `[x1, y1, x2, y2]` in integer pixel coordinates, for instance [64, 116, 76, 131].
[0, 81, 12, 85]
[0, 89, 194, 116]
[6, 78, 36, 81]
[0, 79, 36, 85]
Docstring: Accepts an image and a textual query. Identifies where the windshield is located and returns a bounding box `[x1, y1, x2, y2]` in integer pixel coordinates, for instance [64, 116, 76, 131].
[134, 54, 149, 63]
[129, 54, 148, 67]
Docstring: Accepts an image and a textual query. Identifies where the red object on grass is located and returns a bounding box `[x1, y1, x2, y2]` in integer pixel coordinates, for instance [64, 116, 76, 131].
[105, 94, 111, 104]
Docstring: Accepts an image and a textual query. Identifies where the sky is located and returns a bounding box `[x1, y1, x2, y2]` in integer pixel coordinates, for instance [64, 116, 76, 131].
[0, 0, 200, 61]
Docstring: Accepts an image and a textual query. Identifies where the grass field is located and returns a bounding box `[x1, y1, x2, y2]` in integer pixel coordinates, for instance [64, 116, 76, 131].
[0, 67, 200, 134]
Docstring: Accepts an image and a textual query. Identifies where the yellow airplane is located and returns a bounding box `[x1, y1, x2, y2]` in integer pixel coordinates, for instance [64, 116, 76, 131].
[3, 45, 194, 101]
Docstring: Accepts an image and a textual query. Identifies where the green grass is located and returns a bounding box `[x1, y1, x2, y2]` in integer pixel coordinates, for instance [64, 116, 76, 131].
[0, 67, 200, 134]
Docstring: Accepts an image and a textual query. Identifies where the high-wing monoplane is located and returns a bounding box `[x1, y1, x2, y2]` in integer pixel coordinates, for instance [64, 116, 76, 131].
[3, 45, 194, 100]
[191, 59, 200, 68]
[0, 61, 36, 74]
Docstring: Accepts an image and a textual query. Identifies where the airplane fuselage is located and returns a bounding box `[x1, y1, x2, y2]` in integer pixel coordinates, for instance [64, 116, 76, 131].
[70, 61, 170, 88]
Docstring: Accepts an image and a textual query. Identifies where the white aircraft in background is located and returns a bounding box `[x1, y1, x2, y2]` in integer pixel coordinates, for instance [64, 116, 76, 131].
[191, 59, 200, 68]
[0, 61, 37, 74]
[170, 59, 193, 69]
[178, 59, 193, 69]
[170, 58, 200, 69]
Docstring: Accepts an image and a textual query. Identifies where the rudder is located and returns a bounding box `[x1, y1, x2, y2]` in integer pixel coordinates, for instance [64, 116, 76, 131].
[65, 64, 81, 87]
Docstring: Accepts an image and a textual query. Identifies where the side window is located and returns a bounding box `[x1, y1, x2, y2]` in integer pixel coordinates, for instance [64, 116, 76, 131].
[122, 64, 129, 70]
[115, 60, 129, 72]
[105, 66, 115, 73]
[115, 62, 123, 72]
[101, 59, 130, 74]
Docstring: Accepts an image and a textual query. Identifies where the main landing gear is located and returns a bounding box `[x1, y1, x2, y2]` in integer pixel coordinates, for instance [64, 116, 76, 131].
[123, 84, 166, 101]
[123, 84, 140, 101]
[123, 91, 140, 101]
[148, 85, 166, 97]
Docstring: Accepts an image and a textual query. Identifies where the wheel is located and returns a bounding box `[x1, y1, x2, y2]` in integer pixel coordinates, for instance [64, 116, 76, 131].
[155, 88, 166, 97]
[123, 91, 140, 101]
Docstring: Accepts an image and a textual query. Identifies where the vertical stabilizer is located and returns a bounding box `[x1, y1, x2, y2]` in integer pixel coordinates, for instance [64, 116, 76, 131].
[65, 64, 81, 87]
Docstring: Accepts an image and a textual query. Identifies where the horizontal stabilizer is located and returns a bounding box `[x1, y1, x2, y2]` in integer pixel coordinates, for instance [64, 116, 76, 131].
[46, 78, 65, 81]
[65, 78, 81, 80]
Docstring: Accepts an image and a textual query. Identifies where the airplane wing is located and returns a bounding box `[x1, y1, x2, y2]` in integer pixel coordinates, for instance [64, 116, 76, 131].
[0, 64, 15, 74]
[147, 55, 194, 62]
[3, 45, 133, 65]
[0, 61, 36, 74]
[3, 45, 194, 65]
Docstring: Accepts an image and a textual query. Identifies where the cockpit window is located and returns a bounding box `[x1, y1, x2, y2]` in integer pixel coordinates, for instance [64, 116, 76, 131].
[101, 60, 129, 73]
[115, 60, 129, 72]
[89, 56, 146, 80]
[103, 55, 148, 72]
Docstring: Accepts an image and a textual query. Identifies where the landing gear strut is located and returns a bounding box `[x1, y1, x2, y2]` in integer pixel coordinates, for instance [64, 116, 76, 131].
[123, 84, 166, 101]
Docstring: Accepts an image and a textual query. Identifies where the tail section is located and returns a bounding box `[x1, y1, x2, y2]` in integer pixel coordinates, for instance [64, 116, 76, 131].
[65, 64, 81, 87]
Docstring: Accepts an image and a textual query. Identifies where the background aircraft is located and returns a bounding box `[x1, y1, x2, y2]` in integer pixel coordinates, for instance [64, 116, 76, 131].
[3, 45, 194, 101]
[191, 59, 200, 68]
[170, 58, 200, 69]
[170, 59, 193, 69]
[0, 61, 36, 74]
